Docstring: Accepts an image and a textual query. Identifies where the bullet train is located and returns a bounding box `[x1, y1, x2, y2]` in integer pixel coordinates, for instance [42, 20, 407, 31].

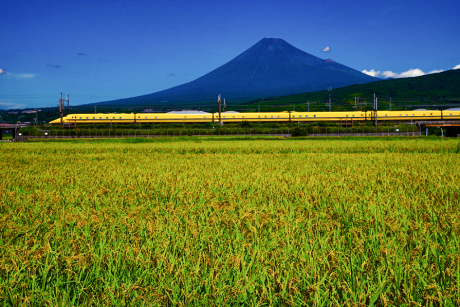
[49, 109, 460, 125]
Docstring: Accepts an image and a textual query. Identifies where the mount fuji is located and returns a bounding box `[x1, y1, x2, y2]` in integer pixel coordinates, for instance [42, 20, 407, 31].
[96, 38, 377, 106]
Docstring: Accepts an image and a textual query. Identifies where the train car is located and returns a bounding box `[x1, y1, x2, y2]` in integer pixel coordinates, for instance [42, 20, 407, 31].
[289, 111, 368, 122]
[136, 113, 213, 123]
[218, 112, 290, 123]
[376, 110, 442, 121]
[49, 113, 137, 125]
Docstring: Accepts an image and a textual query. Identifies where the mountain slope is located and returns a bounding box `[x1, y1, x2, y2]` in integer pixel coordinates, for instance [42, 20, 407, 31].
[95, 38, 377, 106]
[245, 69, 460, 109]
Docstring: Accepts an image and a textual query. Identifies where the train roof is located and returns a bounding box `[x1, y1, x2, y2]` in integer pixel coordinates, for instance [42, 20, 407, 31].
[166, 110, 210, 114]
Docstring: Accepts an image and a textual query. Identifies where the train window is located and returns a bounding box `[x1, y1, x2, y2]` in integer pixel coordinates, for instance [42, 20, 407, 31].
[265, 116, 267, 118]
[120, 117, 122, 119]
[314, 115, 316, 117]
[99, 117, 102, 119]
[346, 115, 348, 117]
[233, 116, 235, 118]
[243, 116, 245, 118]
[184, 116, 186, 118]
[138, 116, 140, 119]
[399, 114, 401, 116]
[106, 117, 108, 119]
[155, 117, 157, 119]
[352, 115, 354, 117]
[145, 117, 147, 119]
[385, 114, 387, 117]
[450, 113, 452, 116]
[271, 116, 273, 118]
[80, 117, 82, 119]
[223, 116, 225, 118]
[93, 117, 95, 119]
[412, 114, 414, 116]
[406, 114, 408, 116]
[204, 116, 206, 118]
[86, 117, 88, 119]
[278, 116, 280, 118]
[113, 117, 115, 119]
[292, 116, 295, 118]
[423, 114, 425, 116]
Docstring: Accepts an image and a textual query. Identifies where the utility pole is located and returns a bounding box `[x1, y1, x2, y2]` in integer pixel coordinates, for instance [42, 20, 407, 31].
[218, 94, 222, 125]
[373, 93, 378, 129]
[328, 86, 332, 112]
[94, 106, 97, 114]
[258, 105, 260, 126]
[390, 97, 392, 111]
[66, 94, 69, 114]
[59, 93, 69, 127]
[308, 101, 310, 112]
[59, 93, 63, 126]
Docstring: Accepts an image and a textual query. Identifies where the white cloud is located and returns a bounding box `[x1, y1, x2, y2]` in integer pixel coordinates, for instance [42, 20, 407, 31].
[18, 74, 35, 78]
[427, 69, 444, 74]
[454, 64, 460, 70]
[397, 68, 427, 78]
[0, 68, 4, 74]
[362, 69, 381, 77]
[363, 68, 444, 79]
[322, 47, 330, 52]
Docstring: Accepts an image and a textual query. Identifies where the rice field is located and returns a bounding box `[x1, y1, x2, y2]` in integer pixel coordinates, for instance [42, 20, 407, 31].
[1, 137, 459, 306]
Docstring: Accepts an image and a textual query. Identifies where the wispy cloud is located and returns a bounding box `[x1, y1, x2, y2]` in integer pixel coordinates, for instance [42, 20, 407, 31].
[47, 64, 62, 68]
[77, 52, 86, 56]
[322, 47, 330, 52]
[362, 67, 452, 78]
[454, 64, 460, 70]
[167, 73, 175, 76]
[18, 74, 35, 78]
[1, 72, 36, 79]
[0, 100, 26, 109]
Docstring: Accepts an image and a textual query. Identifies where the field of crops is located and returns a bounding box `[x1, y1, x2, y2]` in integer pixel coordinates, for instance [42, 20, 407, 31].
[1, 137, 459, 306]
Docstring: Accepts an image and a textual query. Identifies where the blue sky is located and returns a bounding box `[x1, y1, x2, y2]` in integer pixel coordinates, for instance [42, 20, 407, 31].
[1, 0, 459, 109]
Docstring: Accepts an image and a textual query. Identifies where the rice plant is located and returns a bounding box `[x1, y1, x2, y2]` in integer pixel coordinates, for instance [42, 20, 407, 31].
[0, 138, 459, 306]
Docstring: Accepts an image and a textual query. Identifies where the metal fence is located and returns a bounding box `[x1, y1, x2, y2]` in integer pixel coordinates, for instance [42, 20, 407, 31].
[11, 126, 423, 141]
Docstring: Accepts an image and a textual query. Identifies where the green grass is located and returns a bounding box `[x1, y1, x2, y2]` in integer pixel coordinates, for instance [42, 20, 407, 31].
[1, 138, 459, 306]
[1, 134, 13, 141]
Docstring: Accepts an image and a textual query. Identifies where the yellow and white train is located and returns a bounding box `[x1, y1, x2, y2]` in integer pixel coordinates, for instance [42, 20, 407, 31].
[49, 110, 460, 125]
